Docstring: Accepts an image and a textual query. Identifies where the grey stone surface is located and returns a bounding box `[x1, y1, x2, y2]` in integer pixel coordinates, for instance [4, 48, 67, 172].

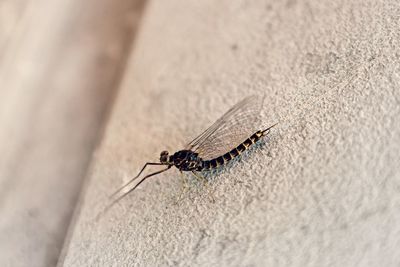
[60, 0, 400, 266]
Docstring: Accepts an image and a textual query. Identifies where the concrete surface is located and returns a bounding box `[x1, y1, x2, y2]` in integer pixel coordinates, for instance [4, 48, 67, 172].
[60, 0, 400, 266]
[0, 0, 144, 266]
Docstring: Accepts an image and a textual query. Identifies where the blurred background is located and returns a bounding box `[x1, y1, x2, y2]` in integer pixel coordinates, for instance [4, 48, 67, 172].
[0, 0, 145, 266]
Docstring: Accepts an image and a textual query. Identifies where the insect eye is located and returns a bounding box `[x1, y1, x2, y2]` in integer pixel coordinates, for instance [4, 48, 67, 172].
[160, 151, 169, 163]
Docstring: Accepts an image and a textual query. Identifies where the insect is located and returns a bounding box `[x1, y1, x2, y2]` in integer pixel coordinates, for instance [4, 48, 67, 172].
[105, 95, 276, 213]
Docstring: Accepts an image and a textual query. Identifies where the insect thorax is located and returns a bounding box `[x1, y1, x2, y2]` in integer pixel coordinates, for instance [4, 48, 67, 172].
[170, 150, 203, 171]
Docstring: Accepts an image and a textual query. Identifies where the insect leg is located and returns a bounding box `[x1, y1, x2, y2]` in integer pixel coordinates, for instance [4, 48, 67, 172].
[97, 166, 172, 220]
[192, 171, 215, 203]
[174, 171, 189, 205]
[111, 162, 164, 197]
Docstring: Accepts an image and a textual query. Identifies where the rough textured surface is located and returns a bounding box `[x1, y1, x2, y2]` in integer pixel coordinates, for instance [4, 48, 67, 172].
[60, 0, 400, 266]
[0, 0, 144, 266]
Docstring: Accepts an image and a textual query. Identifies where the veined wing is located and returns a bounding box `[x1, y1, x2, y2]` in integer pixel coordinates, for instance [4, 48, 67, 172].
[185, 95, 265, 160]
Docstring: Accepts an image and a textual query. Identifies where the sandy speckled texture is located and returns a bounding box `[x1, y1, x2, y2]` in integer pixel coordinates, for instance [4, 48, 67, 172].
[60, 0, 400, 266]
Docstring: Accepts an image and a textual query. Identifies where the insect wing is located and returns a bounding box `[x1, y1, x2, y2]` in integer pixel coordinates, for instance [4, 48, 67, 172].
[185, 95, 264, 160]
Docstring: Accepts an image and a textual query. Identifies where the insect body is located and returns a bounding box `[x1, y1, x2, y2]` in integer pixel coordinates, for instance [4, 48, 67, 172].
[160, 127, 272, 174]
[202, 128, 271, 170]
[161, 150, 202, 171]
[107, 95, 276, 210]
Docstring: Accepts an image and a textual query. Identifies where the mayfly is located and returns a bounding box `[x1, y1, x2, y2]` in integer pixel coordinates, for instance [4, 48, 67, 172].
[106, 95, 277, 213]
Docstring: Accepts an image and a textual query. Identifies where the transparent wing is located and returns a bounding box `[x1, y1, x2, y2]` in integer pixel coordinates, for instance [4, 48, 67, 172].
[185, 95, 265, 160]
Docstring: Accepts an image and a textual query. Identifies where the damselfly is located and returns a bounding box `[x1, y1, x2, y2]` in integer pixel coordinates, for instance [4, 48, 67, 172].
[107, 95, 276, 211]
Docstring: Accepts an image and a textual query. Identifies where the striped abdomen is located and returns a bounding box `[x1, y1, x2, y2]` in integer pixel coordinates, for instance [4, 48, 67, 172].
[202, 129, 267, 170]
